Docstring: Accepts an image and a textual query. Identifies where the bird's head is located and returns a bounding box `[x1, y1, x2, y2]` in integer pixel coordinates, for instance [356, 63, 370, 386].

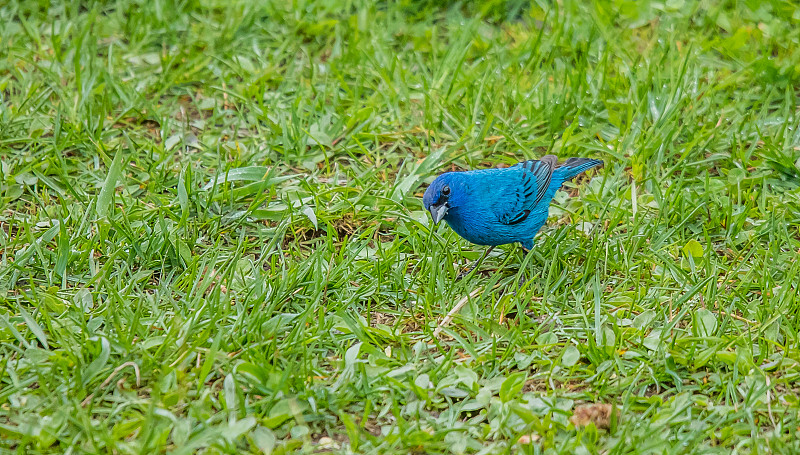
[423, 173, 459, 225]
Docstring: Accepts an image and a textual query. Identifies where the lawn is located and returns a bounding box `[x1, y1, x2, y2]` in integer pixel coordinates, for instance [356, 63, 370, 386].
[1, 0, 800, 453]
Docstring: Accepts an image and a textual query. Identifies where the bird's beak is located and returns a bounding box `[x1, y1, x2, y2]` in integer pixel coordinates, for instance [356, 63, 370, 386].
[429, 202, 448, 225]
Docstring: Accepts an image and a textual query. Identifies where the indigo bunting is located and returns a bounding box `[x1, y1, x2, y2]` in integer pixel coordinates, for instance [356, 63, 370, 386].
[423, 155, 602, 279]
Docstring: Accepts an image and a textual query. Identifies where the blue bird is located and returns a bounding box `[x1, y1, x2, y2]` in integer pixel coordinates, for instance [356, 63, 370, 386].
[423, 155, 602, 280]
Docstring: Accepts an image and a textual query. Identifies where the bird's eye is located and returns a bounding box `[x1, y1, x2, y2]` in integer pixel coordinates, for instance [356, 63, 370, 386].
[441, 185, 451, 196]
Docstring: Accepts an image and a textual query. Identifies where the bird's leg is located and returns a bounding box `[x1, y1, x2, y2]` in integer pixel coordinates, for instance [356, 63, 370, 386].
[516, 246, 532, 292]
[456, 246, 495, 281]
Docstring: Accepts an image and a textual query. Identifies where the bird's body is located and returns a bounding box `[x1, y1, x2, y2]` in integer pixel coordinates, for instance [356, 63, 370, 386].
[423, 155, 602, 251]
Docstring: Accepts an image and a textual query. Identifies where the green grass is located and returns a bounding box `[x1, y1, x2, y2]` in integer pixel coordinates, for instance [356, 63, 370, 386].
[1, 0, 800, 453]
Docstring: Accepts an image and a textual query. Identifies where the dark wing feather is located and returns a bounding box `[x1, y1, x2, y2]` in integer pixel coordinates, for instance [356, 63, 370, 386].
[496, 155, 557, 225]
[504, 209, 531, 225]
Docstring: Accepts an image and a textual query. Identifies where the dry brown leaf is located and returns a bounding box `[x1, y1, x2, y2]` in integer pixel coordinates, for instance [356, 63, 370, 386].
[569, 403, 618, 430]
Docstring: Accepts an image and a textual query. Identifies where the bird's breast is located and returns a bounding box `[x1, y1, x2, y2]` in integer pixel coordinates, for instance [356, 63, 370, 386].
[445, 204, 549, 247]
[445, 206, 506, 246]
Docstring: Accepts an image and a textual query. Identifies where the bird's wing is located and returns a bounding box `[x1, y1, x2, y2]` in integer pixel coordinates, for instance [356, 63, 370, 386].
[494, 155, 557, 225]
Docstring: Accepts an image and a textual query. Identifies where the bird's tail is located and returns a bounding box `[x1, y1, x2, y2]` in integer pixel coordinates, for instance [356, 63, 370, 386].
[554, 158, 603, 181]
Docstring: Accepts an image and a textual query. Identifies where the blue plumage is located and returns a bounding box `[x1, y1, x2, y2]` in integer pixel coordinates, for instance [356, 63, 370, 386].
[423, 155, 602, 260]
